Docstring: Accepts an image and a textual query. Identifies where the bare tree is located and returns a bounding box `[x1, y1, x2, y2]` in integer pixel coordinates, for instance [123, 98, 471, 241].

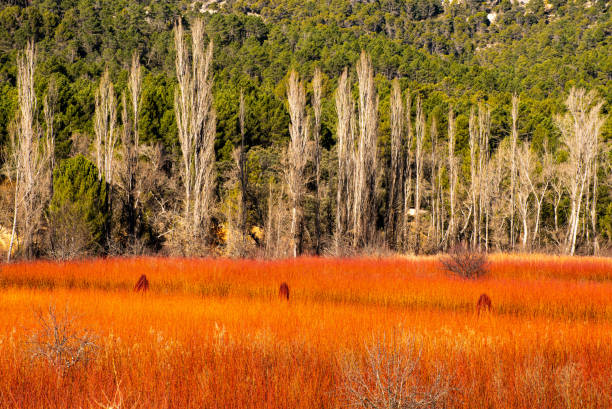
[312, 68, 323, 255]
[237, 89, 248, 241]
[446, 108, 457, 248]
[478, 104, 491, 250]
[94, 68, 117, 185]
[468, 107, 478, 249]
[429, 116, 440, 250]
[174, 19, 217, 241]
[527, 143, 552, 247]
[93, 68, 117, 250]
[44, 80, 57, 199]
[119, 93, 136, 244]
[128, 52, 141, 151]
[590, 127, 600, 254]
[550, 163, 567, 244]
[7, 40, 50, 260]
[335, 68, 355, 254]
[510, 95, 519, 249]
[555, 88, 605, 255]
[413, 97, 425, 253]
[285, 69, 310, 257]
[402, 93, 413, 251]
[516, 142, 533, 250]
[353, 51, 378, 248]
[386, 78, 403, 249]
[122, 53, 142, 243]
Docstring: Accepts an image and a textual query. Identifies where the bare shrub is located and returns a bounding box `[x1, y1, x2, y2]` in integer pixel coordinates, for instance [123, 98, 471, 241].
[440, 244, 488, 279]
[340, 334, 452, 409]
[28, 305, 98, 375]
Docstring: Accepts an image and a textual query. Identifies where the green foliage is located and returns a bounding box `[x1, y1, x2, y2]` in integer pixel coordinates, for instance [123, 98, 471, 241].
[0, 0, 610, 252]
[49, 155, 108, 247]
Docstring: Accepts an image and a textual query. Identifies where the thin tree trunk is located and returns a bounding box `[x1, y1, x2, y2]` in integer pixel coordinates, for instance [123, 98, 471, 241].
[239, 89, 248, 240]
[7, 167, 19, 262]
[386, 78, 403, 249]
[413, 97, 424, 254]
[402, 93, 413, 251]
[312, 68, 323, 255]
[469, 108, 478, 249]
[447, 108, 456, 248]
[510, 95, 518, 249]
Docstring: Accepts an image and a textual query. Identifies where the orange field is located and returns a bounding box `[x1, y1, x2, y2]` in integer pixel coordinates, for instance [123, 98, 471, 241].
[0, 254, 611, 408]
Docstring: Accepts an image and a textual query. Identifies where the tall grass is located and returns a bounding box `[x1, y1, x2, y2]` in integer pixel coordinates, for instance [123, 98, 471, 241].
[0, 255, 611, 408]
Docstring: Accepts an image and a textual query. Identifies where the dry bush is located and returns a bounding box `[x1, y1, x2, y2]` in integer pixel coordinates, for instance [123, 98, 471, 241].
[340, 334, 452, 409]
[28, 304, 98, 375]
[440, 244, 488, 279]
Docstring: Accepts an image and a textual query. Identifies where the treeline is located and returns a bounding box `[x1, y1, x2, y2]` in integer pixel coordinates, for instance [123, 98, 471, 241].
[3, 31, 610, 260]
[1, 0, 611, 259]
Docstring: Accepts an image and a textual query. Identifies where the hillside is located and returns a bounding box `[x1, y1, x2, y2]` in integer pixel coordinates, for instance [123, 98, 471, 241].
[0, 0, 610, 257]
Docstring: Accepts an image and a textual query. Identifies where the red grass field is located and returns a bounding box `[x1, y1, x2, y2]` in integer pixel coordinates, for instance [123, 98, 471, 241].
[0, 254, 611, 408]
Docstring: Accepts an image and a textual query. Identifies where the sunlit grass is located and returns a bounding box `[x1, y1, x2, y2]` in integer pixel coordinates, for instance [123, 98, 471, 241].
[0, 255, 611, 408]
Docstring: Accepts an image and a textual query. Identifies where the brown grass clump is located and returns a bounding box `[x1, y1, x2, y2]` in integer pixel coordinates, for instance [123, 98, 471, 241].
[134, 274, 149, 293]
[477, 293, 492, 315]
[279, 282, 289, 300]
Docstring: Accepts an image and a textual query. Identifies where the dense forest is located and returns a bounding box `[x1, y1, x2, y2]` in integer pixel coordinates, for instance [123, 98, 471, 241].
[0, 0, 610, 259]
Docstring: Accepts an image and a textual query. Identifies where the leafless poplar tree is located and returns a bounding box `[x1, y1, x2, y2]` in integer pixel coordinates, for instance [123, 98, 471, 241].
[120, 92, 136, 243]
[44, 79, 57, 199]
[516, 142, 532, 250]
[402, 93, 413, 251]
[238, 89, 248, 239]
[531, 144, 552, 247]
[286, 69, 310, 257]
[428, 116, 439, 249]
[555, 87, 605, 255]
[510, 95, 519, 249]
[312, 68, 323, 255]
[128, 52, 141, 151]
[7, 40, 50, 260]
[93, 67, 117, 249]
[468, 107, 478, 249]
[446, 108, 457, 248]
[94, 69, 117, 185]
[550, 163, 567, 244]
[334, 68, 355, 254]
[413, 96, 425, 253]
[353, 51, 378, 248]
[386, 78, 403, 249]
[121, 53, 142, 242]
[478, 103, 490, 250]
[174, 19, 217, 240]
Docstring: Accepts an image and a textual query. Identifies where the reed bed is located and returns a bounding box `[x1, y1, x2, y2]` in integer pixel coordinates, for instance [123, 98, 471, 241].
[0, 255, 611, 408]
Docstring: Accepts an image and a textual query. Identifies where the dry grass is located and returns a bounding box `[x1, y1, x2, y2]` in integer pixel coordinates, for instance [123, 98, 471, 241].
[0, 254, 611, 408]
